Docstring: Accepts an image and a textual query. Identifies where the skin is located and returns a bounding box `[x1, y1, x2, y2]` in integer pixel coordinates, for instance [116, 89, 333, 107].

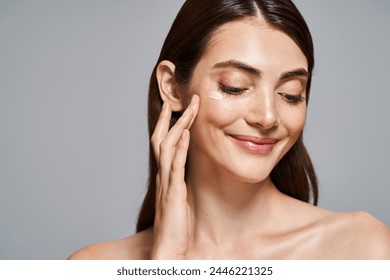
[68, 19, 390, 260]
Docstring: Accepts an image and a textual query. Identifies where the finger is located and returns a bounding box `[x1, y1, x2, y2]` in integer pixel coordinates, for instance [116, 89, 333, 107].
[158, 96, 197, 189]
[154, 95, 198, 163]
[186, 95, 200, 130]
[155, 172, 162, 222]
[158, 108, 192, 181]
[151, 102, 172, 163]
[168, 129, 190, 200]
[158, 95, 197, 155]
[155, 172, 162, 205]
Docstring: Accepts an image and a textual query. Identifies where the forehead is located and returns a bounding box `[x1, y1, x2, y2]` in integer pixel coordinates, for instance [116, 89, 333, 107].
[202, 19, 308, 72]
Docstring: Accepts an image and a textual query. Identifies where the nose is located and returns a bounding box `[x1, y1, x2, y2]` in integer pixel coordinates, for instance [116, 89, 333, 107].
[245, 90, 280, 129]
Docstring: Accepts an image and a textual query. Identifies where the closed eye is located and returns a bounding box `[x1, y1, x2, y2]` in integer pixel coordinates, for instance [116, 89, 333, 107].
[278, 92, 305, 104]
[218, 83, 247, 95]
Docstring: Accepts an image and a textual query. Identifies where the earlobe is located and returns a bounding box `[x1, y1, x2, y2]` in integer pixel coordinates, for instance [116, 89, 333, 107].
[156, 60, 184, 112]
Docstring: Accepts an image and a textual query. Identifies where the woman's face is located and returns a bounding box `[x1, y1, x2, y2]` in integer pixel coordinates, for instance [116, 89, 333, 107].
[186, 19, 308, 183]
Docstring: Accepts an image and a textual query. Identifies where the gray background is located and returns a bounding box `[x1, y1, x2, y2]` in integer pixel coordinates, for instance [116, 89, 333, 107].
[1, 0, 389, 259]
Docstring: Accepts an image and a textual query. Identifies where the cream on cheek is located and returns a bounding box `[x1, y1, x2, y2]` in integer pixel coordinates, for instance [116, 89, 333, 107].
[202, 93, 242, 127]
[188, 93, 233, 155]
[209, 91, 224, 100]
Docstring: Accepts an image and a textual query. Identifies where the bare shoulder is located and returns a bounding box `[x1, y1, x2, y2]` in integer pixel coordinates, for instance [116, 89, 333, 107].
[277, 195, 390, 259]
[67, 228, 154, 260]
[348, 211, 390, 258]
[320, 211, 390, 259]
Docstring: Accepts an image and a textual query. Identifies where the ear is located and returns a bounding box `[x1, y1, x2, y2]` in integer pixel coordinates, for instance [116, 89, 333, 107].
[156, 60, 184, 112]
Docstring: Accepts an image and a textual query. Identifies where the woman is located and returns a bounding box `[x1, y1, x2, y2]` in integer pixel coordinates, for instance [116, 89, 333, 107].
[69, 0, 390, 259]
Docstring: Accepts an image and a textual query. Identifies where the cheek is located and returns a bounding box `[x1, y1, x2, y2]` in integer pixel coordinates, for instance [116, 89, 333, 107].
[280, 104, 306, 137]
[197, 96, 242, 128]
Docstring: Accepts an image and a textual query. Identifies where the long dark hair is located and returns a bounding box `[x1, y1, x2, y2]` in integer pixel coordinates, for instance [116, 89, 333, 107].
[137, 0, 318, 232]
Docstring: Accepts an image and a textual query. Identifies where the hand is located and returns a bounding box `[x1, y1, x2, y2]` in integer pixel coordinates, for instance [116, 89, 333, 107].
[150, 95, 200, 259]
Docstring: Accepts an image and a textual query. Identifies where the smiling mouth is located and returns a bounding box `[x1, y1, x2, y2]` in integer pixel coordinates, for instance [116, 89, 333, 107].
[229, 134, 277, 154]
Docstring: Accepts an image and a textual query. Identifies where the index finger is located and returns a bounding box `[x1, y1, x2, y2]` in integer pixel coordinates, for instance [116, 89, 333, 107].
[151, 102, 172, 163]
[185, 94, 200, 130]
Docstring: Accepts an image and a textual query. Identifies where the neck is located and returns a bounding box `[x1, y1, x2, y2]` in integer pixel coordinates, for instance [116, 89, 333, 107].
[185, 154, 281, 250]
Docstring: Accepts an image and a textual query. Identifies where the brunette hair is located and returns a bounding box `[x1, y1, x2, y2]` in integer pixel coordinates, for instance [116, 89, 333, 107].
[137, 0, 318, 232]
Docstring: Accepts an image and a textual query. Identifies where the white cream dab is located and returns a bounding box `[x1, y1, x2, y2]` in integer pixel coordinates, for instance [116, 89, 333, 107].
[209, 91, 223, 100]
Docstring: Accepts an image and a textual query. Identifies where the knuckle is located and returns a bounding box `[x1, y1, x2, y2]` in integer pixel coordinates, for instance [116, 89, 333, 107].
[158, 143, 165, 154]
[170, 160, 183, 173]
[165, 186, 185, 202]
[159, 139, 171, 152]
[150, 134, 160, 147]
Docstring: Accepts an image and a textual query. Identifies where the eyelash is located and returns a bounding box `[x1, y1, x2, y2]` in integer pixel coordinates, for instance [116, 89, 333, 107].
[278, 92, 306, 104]
[218, 83, 305, 104]
[218, 83, 247, 96]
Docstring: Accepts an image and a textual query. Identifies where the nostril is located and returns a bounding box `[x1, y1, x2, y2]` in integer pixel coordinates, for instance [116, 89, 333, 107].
[244, 91, 280, 129]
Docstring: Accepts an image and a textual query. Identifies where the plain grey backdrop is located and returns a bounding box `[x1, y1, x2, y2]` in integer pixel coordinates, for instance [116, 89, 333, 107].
[1, 0, 389, 259]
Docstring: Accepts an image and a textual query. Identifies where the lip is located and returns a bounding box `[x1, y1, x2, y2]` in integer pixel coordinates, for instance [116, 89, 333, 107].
[229, 134, 277, 154]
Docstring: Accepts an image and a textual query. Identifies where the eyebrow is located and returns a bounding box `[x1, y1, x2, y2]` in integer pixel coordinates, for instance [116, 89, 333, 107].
[212, 60, 309, 80]
[213, 60, 262, 77]
[280, 68, 310, 80]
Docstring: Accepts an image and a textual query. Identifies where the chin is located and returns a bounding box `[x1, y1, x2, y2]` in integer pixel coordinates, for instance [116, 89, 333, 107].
[226, 165, 273, 184]
[240, 174, 271, 184]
